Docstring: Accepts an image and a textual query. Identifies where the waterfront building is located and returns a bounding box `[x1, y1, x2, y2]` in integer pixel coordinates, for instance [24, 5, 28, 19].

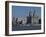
[16, 17, 27, 24]
[31, 10, 39, 24]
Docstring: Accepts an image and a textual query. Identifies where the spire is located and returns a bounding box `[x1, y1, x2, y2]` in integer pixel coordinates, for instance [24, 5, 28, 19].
[29, 9, 32, 16]
[29, 10, 31, 16]
[33, 10, 35, 17]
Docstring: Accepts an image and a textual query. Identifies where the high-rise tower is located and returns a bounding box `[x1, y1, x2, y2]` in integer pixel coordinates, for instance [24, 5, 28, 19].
[27, 10, 32, 24]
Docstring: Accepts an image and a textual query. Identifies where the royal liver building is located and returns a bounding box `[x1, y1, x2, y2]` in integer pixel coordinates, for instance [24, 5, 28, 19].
[27, 10, 41, 24]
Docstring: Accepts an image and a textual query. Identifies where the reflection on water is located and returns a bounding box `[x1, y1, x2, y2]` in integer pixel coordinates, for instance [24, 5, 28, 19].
[12, 24, 41, 31]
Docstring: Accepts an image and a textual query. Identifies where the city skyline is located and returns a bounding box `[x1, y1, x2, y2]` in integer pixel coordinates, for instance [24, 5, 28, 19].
[12, 6, 41, 31]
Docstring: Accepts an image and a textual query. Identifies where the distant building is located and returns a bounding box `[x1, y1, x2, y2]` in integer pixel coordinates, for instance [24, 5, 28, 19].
[26, 10, 32, 24]
[31, 15, 39, 24]
[16, 17, 27, 24]
[31, 10, 39, 24]
[39, 18, 41, 24]
[22, 18, 27, 24]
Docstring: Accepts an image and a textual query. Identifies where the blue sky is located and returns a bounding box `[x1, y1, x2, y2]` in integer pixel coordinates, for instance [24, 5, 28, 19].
[12, 6, 41, 18]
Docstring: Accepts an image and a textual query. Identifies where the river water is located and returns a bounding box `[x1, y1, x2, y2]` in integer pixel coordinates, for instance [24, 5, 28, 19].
[12, 24, 41, 31]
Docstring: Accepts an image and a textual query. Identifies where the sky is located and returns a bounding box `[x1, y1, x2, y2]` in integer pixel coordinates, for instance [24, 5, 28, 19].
[12, 6, 41, 18]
